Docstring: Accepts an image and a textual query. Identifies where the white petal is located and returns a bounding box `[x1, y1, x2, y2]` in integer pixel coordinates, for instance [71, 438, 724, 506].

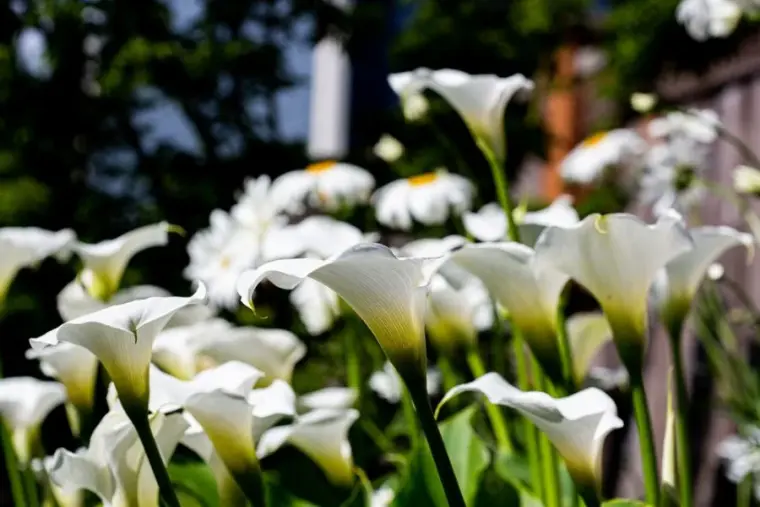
[565, 312, 613, 385]
[25, 343, 99, 411]
[0, 377, 66, 430]
[30, 285, 208, 408]
[463, 203, 506, 242]
[238, 244, 445, 381]
[439, 373, 623, 487]
[520, 195, 579, 246]
[299, 387, 357, 412]
[248, 380, 298, 440]
[290, 279, 340, 336]
[257, 408, 359, 485]
[152, 318, 232, 380]
[534, 212, 692, 344]
[47, 447, 114, 504]
[198, 327, 305, 383]
[372, 181, 413, 230]
[449, 243, 568, 374]
[75, 222, 170, 296]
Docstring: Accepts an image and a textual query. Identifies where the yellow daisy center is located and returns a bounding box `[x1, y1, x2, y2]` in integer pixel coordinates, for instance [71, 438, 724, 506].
[219, 255, 231, 269]
[407, 172, 438, 187]
[306, 160, 337, 173]
[581, 132, 608, 147]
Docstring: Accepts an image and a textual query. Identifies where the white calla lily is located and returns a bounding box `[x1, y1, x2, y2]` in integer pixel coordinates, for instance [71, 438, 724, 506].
[237, 244, 446, 389]
[30, 285, 208, 411]
[0, 227, 75, 302]
[299, 387, 357, 412]
[74, 222, 170, 299]
[438, 373, 623, 491]
[388, 69, 533, 162]
[151, 318, 233, 380]
[0, 377, 66, 465]
[448, 242, 569, 377]
[198, 326, 306, 384]
[565, 312, 613, 386]
[46, 409, 187, 507]
[25, 343, 98, 436]
[257, 408, 360, 485]
[31, 455, 84, 507]
[368, 361, 440, 404]
[534, 212, 692, 371]
[655, 226, 753, 331]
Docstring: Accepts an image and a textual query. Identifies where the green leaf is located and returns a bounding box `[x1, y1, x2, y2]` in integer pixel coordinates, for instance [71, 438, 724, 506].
[494, 452, 533, 491]
[439, 407, 491, 504]
[168, 461, 219, 507]
[392, 439, 447, 507]
[602, 500, 653, 507]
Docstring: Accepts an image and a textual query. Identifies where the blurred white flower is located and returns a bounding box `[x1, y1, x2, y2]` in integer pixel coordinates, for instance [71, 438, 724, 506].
[586, 367, 630, 391]
[0, 378, 66, 465]
[388, 69, 533, 162]
[265, 216, 372, 260]
[229, 175, 284, 231]
[707, 262, 725, 280]
[401, 93, 429, 121]
[152, 318, 233, 380]
[25, 343, 98, 436]
[560, 129, 646, 185]
[31, 455, 83, 507]
[257, 408, 360, 485]
[298, 387, 357, 412]
[439, 373, 623, 490]
[269, 161, 375, 214]
[75, 222, 170, 300]
[717, 427, 760, 488]
[734, 165, 760, 194]
[631, 92, 658, 113]
[649, 109, 720, 143]
[0, 227, 75, 302]
[371, 486, 396, 507]
[47, 409, 187, 507]
[374, 134, 405, 163]
[291, 278, 341, 336]
[237, 244, 447, 386]
[639, 143, 708, 217]
[677, 0, 742, 41]
[30, 285, 207, 411]
[372, 170, 474, 230]
[16, 27, 51, 79]
[369, 362, 441, 403]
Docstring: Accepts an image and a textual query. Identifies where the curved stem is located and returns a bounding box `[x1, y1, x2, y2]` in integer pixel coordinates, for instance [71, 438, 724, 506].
[1, 421, 27, 507]
[535, 365, 562, 507]
[400, 385, 420, 450]
[490, 303, 508, 375]
[556, 304, 576, 392]
[630, 375, 660, 507]
[466, 347, 513, 453]
[408, 383, 467, 507]
[478, 139, 521, 243]
[125, 409, 181, 507]
[343, 324, 362, 401]
[667, 320, 694, 507]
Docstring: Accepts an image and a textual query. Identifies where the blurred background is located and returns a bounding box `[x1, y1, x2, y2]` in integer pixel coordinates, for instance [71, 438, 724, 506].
[2, 0, 760, 505]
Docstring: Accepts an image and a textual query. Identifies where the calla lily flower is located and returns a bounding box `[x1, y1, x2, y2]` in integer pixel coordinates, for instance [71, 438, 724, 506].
[566, 312, 614, 386]
[0, 377, 66, 465]
[237, 244, 446, 388]
[463, 195, 579, 246]
[534, 212, 692, 371]
[0, 227, 75, 302]
[46, 409, 188, 507]
[299, 387, 357, 412]
[151, 318, 234, 380]
[654, 226, 753, 331]
[368, 361, 441, 404]
[389, 69, 533, 162]
[448, 242, 569, 378]
[198, 326, 306, 384]
[438, 373, 623, 492]
[257, 408, 360, 485]
[30, 285, 208, 412]
[74, 222, 170, 299]
[31, 455, 83, 507]
[25, 343, 98, 436]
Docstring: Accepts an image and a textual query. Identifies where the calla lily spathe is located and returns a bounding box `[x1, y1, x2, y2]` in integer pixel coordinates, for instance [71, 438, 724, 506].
[448, 242, 569, 378]
[0, 227, 75, 302]
[534, 212, 693, 371]
[257, 408, 360, 485]
[0, 377, 66, 464]
[30, 285, 208, 411]
[31, 455, 83, 507]
[151, 318, 233, 380]
[25, 343, 98, 436]
[47, 408, 188, 507]
[237, 244, 446, 387]
[565, 312, 614, 386]
[438, 373, 623, 491]
[74, 222, 170, 300]
[655, 226, 753, 330]
[388, 68, 533, 162]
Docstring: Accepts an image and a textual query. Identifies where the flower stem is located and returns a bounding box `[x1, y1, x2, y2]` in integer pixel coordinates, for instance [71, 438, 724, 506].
[1, 421, 27, 507]
[343, 323, 362, 400]
[437, 356, 459, 394]
[23, 467, 40, 507]
[490, 302, 507, 376]
[125, 408, 181, 507]
[408, 383, 467, 507]
[666, 319, 694, 507]
[514, 333, 542, 493]
[400, 384, 420, 450]
[535, 364, 562, 507]
[478, 139, 521, 243]
[630, 374, 660, 507]
[466, 347, 513, 453]
[556, 304, 576, 391]
[738, 475, 752, 507]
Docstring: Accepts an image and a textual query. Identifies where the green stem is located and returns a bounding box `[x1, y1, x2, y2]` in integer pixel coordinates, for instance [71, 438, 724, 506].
[630, 375, 660, 507]
[667, 320, 694, 507]
[514, 333, 541, 493]
[738, 474, 752, 507]
[343, 324, 362, 400]
[125, 408, 182, 507]
[478, 139, 521, 243]
[491, 302, 507, 375]
[407, 383, 467, 507]
[465, 347, 513, 453]
[556, 305, 576, 391]
[535, 365, 562, 507]
[1, 421, 27, 507]
[400, 385, 420, 450]
[437, 356, 459, 394]
[24, 467, 40, 507]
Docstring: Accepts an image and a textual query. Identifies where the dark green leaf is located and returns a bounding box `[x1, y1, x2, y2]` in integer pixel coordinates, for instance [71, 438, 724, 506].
[439, 407, 491, 504]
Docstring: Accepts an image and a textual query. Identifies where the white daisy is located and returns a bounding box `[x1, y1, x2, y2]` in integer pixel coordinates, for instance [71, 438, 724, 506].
[676, 0, 742, 41]
[648, 109, 720, 144]
[230, 175, 285, 233]
[269, 161, 375, 214]
[560, 129, 646, 185]
[372, 170, 474, 230]
[718, 426, 760, 500]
